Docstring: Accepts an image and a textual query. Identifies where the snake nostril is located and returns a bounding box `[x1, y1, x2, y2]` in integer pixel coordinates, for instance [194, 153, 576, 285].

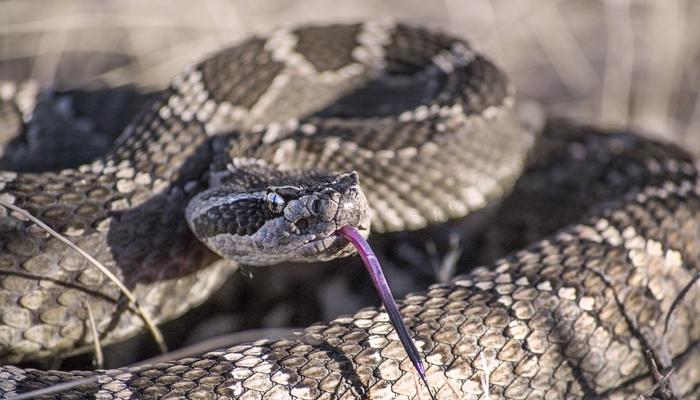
[296, 218, 310, 231]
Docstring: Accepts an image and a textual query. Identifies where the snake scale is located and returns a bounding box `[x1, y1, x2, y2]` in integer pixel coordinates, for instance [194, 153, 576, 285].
[1, 22, 700, 399]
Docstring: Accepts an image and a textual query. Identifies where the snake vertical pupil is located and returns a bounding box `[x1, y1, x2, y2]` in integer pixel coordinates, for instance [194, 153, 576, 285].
[309, 198, 321, 215]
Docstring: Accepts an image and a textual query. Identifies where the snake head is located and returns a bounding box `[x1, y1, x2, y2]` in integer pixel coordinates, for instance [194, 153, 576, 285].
[186, 171, 370, 266]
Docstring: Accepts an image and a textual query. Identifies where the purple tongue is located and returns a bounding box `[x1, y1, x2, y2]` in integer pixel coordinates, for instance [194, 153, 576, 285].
[336, 226, 432, 395]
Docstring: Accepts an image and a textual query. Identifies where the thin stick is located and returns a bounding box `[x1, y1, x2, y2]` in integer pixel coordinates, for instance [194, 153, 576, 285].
[84, 300, 104, 369]
[514, 0, 598, 97]
[0, 199, 167, 353]
[664, 270, 700, 334]
[480, 350, 494, 400]
[142, 328, 292, 365]
[7, 377, 99, 400]
[600, 0, 634, 127]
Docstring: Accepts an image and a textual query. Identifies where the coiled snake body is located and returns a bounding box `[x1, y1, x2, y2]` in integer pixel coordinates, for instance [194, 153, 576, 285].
[1, 22, 699, 399]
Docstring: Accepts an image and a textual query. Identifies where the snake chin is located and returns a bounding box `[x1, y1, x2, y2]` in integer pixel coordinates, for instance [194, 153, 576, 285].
[187, 171, 371, 266]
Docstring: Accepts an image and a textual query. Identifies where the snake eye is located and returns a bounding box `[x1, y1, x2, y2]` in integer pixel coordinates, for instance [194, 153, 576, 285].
[266, 192, 285, 214]
[309, 198, 321, 216]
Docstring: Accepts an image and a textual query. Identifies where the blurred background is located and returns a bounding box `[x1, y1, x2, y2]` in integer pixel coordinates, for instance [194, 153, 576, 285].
[2, 0, 700, 370]
[3, 0, 700, 150]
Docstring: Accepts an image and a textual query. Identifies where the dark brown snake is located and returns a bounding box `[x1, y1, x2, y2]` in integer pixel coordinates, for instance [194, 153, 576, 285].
[0, 22, 699, 399]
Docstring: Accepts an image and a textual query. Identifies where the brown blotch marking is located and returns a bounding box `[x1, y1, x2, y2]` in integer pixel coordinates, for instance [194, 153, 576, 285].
[199, 38, 285, 109]
[294, 24, 362, 72]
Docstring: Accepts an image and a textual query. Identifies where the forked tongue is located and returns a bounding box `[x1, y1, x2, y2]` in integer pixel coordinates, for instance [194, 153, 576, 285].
[336, 226, 434, 398]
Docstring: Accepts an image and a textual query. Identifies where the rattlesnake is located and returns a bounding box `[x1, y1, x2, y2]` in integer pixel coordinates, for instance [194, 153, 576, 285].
[1, 22, 699, 399]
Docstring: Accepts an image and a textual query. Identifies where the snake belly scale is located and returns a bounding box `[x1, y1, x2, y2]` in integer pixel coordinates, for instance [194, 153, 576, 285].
[1, 22, 699, 399]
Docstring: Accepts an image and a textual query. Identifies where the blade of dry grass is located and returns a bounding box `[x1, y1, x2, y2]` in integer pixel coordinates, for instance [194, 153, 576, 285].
[632, 0, 686, 137]
[513, 0, 599, 97]
[142, 328, 292, 365]
[479, 350, 495, 400]
[600, 0, 634, 128]
[7, 376, 99, 400]
[7, 328, 294, 399]
[28, 1, 72, 82]
[84, 300, 104, 369]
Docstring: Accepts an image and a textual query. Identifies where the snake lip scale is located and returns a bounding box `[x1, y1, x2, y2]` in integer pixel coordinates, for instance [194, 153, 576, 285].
[0, 21, 699, 399]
